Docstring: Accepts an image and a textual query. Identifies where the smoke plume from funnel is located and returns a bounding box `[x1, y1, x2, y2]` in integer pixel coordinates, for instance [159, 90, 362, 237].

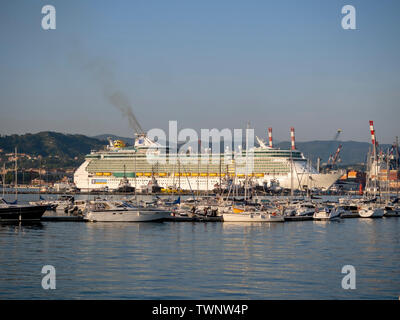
[106, 90, 144, 135]
[69, 44, 144, 135]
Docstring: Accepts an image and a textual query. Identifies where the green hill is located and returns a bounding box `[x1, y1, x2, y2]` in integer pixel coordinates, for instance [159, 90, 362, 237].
[0, 131, 106, 158]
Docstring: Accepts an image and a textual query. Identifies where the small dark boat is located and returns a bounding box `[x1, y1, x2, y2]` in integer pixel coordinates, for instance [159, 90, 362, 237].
[0, 199, 47, 221]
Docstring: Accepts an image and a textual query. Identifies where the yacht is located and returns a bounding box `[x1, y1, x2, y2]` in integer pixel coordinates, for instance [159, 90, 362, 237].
[284, 201, 316, 217]
[84, 199, 170, 222]
[358, 204, 384, 218]
[30, 195, 75, 212]
[313, 205, 344, 220]
[0, 198, 47, 221]
[221, 205, 284, 222]
[383, 204, 400, 217]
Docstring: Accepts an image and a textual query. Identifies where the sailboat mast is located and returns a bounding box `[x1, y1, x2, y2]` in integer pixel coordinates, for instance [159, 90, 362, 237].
[219, 153, 222, 194]
[178, 158, 181, 192]
[290, 149, 293, 197]
[386, 148, 390, 204]
[396, 136, 399, 199]
[14, 147, 18, 202]
[134, 150, 137, 197]
[2, 163, 5, 198]
[245, 122, 250, 201]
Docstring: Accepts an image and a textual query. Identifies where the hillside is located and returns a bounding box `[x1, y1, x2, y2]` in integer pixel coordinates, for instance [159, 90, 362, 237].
[0, 132, 106, 158]
[0, 132, 105, 168]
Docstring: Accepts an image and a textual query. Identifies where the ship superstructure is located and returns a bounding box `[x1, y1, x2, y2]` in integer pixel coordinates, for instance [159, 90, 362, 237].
[74, 129, 342, 192]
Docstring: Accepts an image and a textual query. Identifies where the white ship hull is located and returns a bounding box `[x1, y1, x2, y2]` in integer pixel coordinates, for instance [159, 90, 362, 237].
[74, 163, 342, 192]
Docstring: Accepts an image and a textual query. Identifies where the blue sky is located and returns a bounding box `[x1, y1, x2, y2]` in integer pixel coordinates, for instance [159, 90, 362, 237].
[0, 0, 399, 143]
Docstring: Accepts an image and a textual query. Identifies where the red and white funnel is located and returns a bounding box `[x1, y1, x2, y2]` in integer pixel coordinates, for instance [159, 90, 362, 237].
[290, 127, 296, 150]
[268, 128, 273, 148]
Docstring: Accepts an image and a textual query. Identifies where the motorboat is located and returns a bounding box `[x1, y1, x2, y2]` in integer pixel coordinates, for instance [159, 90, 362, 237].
[84, 199, 170, 222]
[0, 198, 47, 221]
[284, 201, 315, 217]
[29, 196, 57, 210]
[221, 205, 284, 222]
[313, 205, 344, 221]
[44, 195, 75, 212]
[65, 200, 87, 215]
[358, 204, 384, 218]
[383, 204, 400, 217]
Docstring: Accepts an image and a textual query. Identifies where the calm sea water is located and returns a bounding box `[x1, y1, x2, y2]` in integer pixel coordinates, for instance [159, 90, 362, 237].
[0, 193, 399, 299]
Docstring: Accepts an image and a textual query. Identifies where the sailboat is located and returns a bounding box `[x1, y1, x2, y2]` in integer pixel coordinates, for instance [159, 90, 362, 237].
[221, 124, 284, 222]
[0, 148, 47, 221]
[359, 142, 384, 218]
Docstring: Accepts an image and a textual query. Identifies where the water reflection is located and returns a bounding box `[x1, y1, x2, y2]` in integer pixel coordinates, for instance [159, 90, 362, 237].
[0, 207, 399, 299]
[0, 221, 44, 230]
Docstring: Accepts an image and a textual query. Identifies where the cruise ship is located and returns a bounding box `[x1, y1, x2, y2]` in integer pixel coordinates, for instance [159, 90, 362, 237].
[74, 131, 342, 192]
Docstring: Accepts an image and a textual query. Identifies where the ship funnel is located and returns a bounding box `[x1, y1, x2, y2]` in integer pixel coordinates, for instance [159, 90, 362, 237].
[268, 128, 273, 148]
[290, 127, 296, 150]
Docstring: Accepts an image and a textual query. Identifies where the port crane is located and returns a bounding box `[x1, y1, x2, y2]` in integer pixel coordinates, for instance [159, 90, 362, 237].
[329, 144, 342, 166]
[326, 129, 342, 169]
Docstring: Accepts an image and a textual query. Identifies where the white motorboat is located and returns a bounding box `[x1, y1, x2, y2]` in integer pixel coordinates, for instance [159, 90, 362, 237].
[358, 205, 384, 218]
[33, 195, 74, 212]
[313, 205, 344, 221]
[296, 202, 316, 216]
[221, 206, 284, 222]
[84, 200, 170, 222]
[65, 200, 87, 215]
[284, 201, 315, 217]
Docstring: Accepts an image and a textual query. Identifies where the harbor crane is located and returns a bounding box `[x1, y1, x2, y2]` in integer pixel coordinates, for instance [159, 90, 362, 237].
[330, 144, 342, 166]
[327, 129, 343, 168]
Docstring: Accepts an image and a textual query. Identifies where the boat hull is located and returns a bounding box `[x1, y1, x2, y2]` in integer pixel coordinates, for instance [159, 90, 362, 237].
[0, 205, 47, 221]
[222, 212, 284, 222]
[313, 208, 343, 221]
[359, 208, 384, 218]
[84, 210, 170, 222]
